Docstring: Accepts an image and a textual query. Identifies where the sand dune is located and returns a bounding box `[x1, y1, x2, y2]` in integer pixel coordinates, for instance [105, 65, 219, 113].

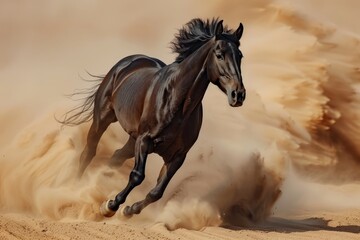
[1, 0, 360, 239]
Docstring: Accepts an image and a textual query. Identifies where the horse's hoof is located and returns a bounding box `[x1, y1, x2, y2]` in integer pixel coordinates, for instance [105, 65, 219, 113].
[119, 206, 133, 219]
[100, 200, 116, 217]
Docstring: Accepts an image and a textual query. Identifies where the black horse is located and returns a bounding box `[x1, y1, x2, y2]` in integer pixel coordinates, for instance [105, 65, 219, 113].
[61, 18, 245, 217]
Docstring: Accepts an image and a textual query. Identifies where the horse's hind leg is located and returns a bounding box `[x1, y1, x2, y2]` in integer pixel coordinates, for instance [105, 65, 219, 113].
[108, 136, 135, 167]
[78, 110, 115, 178]
[122, 153, 186, 216]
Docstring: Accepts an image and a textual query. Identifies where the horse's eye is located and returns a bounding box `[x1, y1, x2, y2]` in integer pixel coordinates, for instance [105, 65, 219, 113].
[216, 53, 224, 60]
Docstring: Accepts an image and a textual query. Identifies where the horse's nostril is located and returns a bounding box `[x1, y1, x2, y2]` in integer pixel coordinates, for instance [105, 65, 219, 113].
[237, 90, 246, 102]
[239, 90, 246, 101]
[231, 90, 236, 99]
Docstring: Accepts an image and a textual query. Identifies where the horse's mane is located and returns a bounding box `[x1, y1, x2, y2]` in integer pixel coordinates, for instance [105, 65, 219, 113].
[171, 18, 233, 63]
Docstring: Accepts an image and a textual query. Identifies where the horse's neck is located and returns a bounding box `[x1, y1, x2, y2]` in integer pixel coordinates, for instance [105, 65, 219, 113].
[143, 40, 212, 136]
[174, 40, 214, 116]
[181, 66, 208, 116]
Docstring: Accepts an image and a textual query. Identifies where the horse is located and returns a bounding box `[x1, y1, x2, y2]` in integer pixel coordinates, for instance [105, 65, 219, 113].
[60, 18, 246, 218]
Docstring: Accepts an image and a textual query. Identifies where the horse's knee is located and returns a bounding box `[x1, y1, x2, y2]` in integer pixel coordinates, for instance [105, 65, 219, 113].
[129, 170, 145, 186]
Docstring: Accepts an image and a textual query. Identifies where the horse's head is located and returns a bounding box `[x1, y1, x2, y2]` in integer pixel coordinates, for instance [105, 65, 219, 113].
[207, 20, 245, 107]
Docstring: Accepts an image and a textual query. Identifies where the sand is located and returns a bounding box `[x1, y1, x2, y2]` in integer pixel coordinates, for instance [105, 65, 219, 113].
[1, 210, 360, 239]
[1, 0, 360, 239]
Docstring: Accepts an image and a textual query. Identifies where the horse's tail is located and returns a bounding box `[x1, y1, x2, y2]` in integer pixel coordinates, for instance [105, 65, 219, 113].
[56, 74, 104, 127]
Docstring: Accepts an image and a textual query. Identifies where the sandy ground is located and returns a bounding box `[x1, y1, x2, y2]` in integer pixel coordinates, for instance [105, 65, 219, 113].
[1, 210, 360, 240]
[1, 1, 360, 239]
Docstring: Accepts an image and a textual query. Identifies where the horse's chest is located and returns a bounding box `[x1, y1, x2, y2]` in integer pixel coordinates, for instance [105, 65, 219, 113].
[153, 106, 203, 159]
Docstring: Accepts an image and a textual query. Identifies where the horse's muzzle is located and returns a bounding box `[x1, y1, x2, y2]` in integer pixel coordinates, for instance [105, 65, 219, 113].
[229, 89, 246, 107]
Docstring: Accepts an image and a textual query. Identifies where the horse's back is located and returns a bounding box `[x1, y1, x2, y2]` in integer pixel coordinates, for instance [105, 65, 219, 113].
[112, 54, 165, 79]
[110, 55, 165, 135]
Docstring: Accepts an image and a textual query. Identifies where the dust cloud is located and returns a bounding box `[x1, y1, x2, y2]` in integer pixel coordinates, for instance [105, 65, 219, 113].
[0, 0, 359, 231]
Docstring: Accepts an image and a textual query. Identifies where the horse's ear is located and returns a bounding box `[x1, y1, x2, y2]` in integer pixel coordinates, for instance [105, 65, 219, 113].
[215, 20, 224, 36]
[234, 22, 244, 40]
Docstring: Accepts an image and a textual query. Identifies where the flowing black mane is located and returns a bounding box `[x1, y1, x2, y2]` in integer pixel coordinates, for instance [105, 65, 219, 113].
[171, 18, 236, 63]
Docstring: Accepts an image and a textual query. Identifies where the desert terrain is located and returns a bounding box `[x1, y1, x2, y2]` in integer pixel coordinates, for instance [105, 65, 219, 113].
[1, 0, 360, 239]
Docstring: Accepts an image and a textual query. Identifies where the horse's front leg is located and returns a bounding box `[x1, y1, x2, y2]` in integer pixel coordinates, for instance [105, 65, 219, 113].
[100, 134, 152, 217]
[121, 153, 186, 217]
